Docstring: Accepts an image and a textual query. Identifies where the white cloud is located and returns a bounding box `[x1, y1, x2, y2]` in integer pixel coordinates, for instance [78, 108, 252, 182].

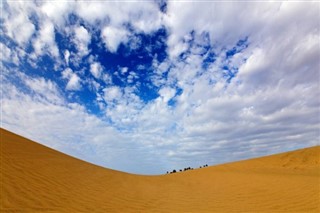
[121, 67, 128, 74]
[24, 76, 64, 105]
[3, 1, 36, 46]
[2, 1, 319, 174]
[101, 26, 129, 53]
[164, 2, 281, 58]
[75, 1, 162, 33]
[0, 43, 19, 65]
[237, 48, 268, 79]
[89, 2, 163, 53]
[67, 74, 81, 91]
[3, 68, 164, 173]
[62, 68, 82, 91]
[102, 73, 112, 84]
[64, 50, 70, 65]
[73, 25, 91, 57]
[127, 71, 139, 84]
[0, 43, 12, 62]
[62, 67, 72, 79]
[40, 0, 75, 28]
[75, 1, 109, 25]
[32, 19, 59, 58]
[2, 75, 126, 171]
[159, 87, 176, 103]
[90, 62, 103, 79]
[103, 86, 122, 102]
[128, 2, 163, 33]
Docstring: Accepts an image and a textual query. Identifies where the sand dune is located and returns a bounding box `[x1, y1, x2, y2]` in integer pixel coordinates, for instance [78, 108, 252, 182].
[1, 128, 319, 212]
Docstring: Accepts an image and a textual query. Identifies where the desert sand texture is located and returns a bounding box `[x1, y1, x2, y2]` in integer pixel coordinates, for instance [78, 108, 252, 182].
[1, 128, 319, 213]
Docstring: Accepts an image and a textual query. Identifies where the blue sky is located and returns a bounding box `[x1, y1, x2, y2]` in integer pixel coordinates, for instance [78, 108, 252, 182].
[1, 0, 319, 174]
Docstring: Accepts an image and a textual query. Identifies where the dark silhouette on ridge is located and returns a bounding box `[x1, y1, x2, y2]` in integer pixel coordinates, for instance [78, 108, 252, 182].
[166, 164, 209, 174]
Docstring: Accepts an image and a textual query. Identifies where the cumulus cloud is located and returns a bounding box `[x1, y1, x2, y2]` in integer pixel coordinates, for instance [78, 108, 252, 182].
[0, 43, 12, 62]
[121, 67, 128, 75]
[0, 43, 19, 65]
[73, 25, 91, 57]
[101, 26, 129, 53]
[75, 1, 110, 25]
[32, 19, 59, 58]
[127, 71, 139, 84]
[75, 1, 162, 33]
[62, 68, 82, 91]
[82, 1, 163, 53]
[64, 50, 70, 65]
[2, 1, 36, 46]
[159, 87, 176, 103]
[90, 62, 103, 79]
[40, 0, 75, 28]
[24, 76, 64, 105]
[103, 86, 122, 102]
[1, 66, 164, 174]
[2, 1, 319, 174]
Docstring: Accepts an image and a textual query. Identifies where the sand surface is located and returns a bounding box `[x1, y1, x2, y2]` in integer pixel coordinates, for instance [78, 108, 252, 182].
[1, 128, 319, 212]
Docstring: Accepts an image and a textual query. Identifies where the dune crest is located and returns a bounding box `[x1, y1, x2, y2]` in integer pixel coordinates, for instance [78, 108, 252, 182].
[1, 128, 319, 212]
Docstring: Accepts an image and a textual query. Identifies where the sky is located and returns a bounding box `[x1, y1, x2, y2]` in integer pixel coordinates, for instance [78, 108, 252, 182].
[1, 0, 319, 175]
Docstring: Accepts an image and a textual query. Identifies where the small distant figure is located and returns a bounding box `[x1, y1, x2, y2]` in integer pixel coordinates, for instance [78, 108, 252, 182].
[168, 164, 209, 174]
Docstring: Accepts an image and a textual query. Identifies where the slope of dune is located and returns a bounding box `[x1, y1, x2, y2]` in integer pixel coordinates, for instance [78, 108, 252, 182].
[1, 128, 319, 212]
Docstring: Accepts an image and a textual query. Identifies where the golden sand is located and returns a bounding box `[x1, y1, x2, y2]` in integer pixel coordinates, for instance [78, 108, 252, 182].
[1, 128, 319, 212]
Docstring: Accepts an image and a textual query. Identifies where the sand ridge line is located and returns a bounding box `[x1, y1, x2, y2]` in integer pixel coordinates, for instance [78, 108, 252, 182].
[1, 128, 319, 213]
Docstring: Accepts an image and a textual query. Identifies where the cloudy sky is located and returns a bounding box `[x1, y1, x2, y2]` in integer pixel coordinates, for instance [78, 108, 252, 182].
[1, 0, 319, 174]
